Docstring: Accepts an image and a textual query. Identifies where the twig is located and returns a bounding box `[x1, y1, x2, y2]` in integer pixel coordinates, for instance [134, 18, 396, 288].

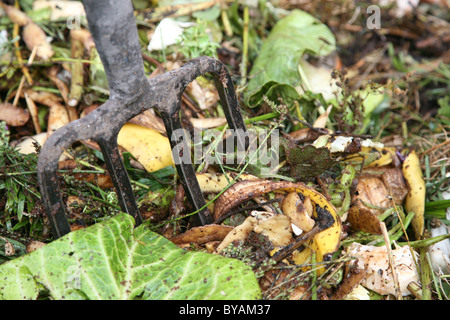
[13, 45, 37, 106]
[12, 7, 33, 86]
[315, 176, 332, 201]
[271, 225, 321, 264]
[422, 139, 450, 156]
[216, 112, 280, 131]
[24, 92, 41, 134]
[380, 222, 402, 300]
[48, 66, 69, 106]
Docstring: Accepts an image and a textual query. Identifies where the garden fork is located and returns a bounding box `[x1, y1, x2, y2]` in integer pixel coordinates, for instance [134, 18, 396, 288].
[37, 0, 247, 239]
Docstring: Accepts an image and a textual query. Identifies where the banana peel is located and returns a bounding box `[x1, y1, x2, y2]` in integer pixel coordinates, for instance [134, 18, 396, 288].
[117, 123, 174, 172]
[321, 134, 397, 168]
[282, 192, 315, 232]
[364, 146, 397, 167]
[195, 172, 259, 194]
[212, 180, 341, 275]
[263, 183, 341, 275]
[402, 150, 425, 239]
[343, 146, 397, 168]
[282, 184, 341, 275]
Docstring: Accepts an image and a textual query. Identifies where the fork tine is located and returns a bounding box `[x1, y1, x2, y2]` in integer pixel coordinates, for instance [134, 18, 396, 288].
[211, 65, 248, 151]
[154, 57, 248, 226]
[37, 123, 79, 238]
[161, 108, 212, 226]
[98, 137, 143, 226]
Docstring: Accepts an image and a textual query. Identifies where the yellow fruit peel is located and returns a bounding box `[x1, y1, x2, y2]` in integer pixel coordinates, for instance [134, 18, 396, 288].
[402, 150, 425, 239]
[117, 123, 174, 172]
[279, 184, 342, 275]
[342, 146, 397, 168]
[195, 172, 259, 194]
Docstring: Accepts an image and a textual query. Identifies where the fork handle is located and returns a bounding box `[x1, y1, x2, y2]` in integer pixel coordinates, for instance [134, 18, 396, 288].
[82, 0, 147, 99]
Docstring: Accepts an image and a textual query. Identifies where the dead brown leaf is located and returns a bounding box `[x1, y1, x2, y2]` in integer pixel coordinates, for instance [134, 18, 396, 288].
[25, 240, 46, 253]
[347, 205, 382, 234]
[353, 175, 391, 216]
[287, 128, 323, 143]
[352, 166, 408, 219]
[24, 89, 69, 133]
[170, 224, 234, 245]
[0, 103, 29, 126]
[58, 159, 77, 170]
[22, 22, 54, 61]
[381, 166, 408, 205]
[331, 267, 366, 300]
[128, 109, 166, 134]
[190, 117, 227, 130]
[0, 3, 30, 26]
[70, 29, 95, 53]
[73, 173, 114, 189]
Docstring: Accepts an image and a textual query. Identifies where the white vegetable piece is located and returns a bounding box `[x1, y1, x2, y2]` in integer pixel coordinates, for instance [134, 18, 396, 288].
[428, 190, 450, 275]
[344, 285, 371, 300]
[147, 18, 195, 52]
[346, 243, 420, 296]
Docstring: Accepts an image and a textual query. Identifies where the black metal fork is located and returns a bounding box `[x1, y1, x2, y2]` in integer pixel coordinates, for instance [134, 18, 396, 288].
[37, 0, 247, 239]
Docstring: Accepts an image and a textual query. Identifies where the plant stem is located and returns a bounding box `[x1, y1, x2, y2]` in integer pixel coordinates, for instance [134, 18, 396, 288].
[310, 252, 317, 300]
[216, 112, 280, 131]
[381, 222, 402, 300]
[51, 57, 97, 64]
[246, 112, 280, 123]
[240, 6, 249, 87]
[397, 233, 450, 249]
[221, 6, 232, 37]
[68, 35, 85, 109]
[420, 248, 432, 300]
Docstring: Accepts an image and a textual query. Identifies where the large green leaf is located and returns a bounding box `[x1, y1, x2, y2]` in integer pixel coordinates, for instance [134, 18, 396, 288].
[0, 213, 261, 300]
[244, 10, 336, 108]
